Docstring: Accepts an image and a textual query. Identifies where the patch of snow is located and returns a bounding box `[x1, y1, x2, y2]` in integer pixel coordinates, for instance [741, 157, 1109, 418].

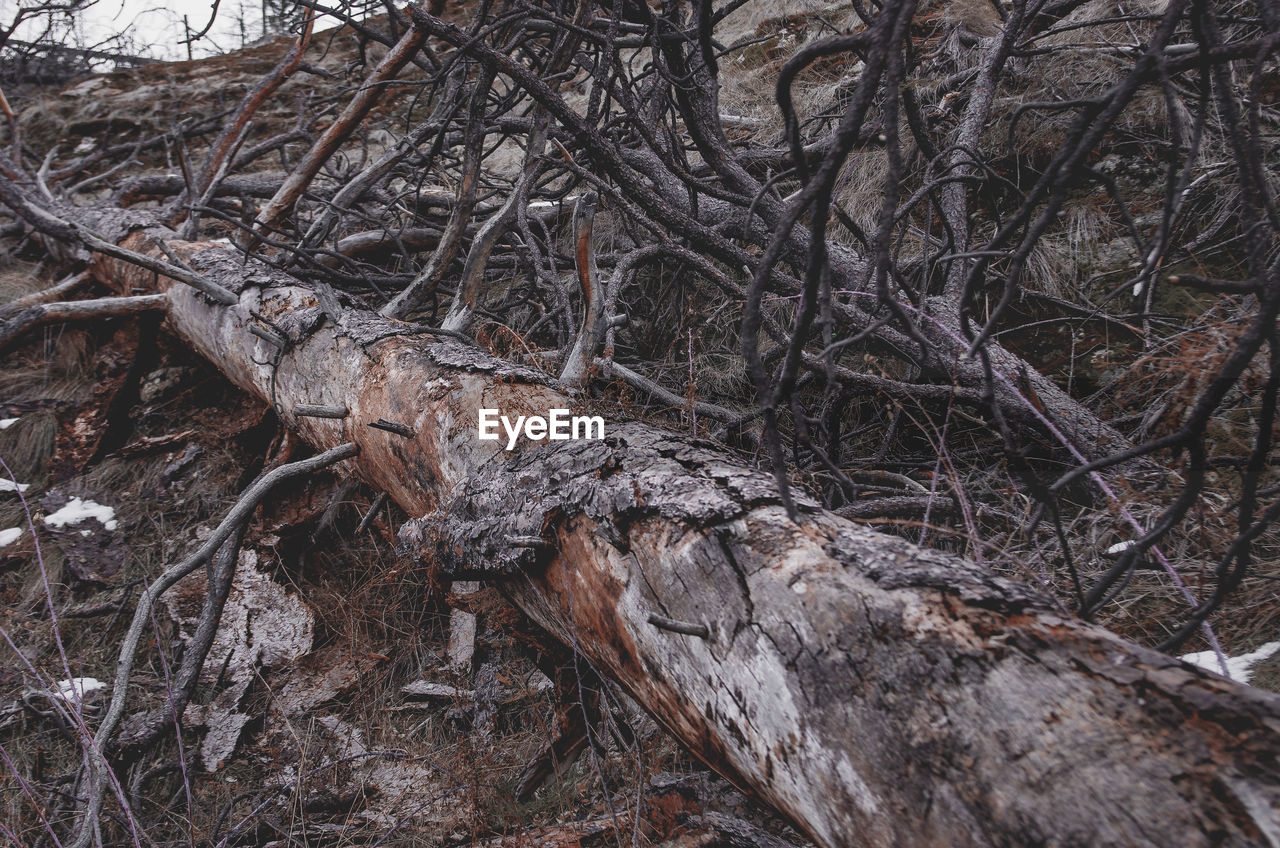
[52, 677, 106, 703]
[0, 528, 21, 547]
[44, 497, 117, 531]
[1180, 641, 1280, 684]
[526, 196, 579, 217]
[80, 529, 93, 537]
[0, 479, 29, 493]
[0, 417, 19, 430]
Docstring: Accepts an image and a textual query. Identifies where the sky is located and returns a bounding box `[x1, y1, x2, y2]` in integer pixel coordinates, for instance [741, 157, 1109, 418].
[1, 0, 292, 61]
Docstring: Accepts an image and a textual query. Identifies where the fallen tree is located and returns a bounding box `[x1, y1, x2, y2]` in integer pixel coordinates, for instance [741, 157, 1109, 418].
[10, 201, 1272, 847]
[4, 0, 1280, 843]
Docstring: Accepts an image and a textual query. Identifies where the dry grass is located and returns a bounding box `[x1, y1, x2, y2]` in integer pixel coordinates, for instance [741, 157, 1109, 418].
[0, 258, 45, 302]
[716, 2, 866, 148]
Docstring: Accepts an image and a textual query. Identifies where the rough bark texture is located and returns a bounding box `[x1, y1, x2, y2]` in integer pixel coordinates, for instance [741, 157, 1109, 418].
[78, 215, 1280, 848]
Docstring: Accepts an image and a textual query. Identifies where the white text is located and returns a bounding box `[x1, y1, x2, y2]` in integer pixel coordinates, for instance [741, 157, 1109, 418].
[478, 408, 605, 449]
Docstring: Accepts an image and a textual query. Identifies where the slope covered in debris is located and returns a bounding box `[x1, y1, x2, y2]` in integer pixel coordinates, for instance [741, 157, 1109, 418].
[3, 0, 1280, 845]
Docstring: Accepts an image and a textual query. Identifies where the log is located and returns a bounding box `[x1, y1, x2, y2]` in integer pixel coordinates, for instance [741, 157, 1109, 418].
[26, 210, 1280, 845]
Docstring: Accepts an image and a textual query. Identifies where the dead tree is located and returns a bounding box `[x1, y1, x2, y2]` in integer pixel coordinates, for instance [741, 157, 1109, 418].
[3, 0, 1280, 844]
[0, 198, 1271, 845]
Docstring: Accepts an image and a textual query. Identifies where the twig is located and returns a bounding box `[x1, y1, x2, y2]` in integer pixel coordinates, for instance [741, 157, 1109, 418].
[0, 294, 168, 352]
[0, 270, 89, 316]
[71, 443, 359, 848]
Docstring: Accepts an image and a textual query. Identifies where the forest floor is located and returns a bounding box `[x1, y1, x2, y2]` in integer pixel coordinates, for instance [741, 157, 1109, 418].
[0, 26, 820, 837]
[4, 2, 1280, 843]
[0, 254, 814, 845]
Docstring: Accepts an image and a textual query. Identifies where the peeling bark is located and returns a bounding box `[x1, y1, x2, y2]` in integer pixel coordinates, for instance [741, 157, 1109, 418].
[445, 580, 479, 674]
[54, 219, 1280, 847]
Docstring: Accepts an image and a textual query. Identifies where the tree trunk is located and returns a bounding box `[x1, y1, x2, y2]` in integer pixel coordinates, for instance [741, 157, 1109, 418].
[44, 212, 1280, 846]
